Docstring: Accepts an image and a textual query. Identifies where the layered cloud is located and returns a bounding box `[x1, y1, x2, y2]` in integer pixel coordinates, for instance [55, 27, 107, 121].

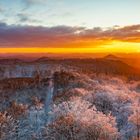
[25, 0, 46, 4]
[23, 0, 47, 8]
[0, 23, 140, 49]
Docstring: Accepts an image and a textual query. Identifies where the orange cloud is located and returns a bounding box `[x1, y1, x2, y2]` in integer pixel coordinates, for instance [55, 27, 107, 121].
[0, 23, 140, 53]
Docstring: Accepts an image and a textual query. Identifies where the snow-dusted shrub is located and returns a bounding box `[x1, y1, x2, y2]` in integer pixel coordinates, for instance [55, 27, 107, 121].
[7, 101, 28, 119]
[128, 103, 140, 140]
[53, 71, 75, 90]
[0, 112, 18, 140]
[45, 98, 119, 140]
[92, 92, 114, 114]
[54, 88, 88, 104]
[15, 101, 46, 140]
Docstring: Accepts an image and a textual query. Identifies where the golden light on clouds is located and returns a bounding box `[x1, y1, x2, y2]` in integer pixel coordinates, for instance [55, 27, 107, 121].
[0, 23, 140, 55]
[1, 41, 140, 54]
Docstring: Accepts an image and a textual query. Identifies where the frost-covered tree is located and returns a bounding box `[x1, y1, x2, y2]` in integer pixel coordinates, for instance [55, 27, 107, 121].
[44, 97, 119, 140]
[7, 101, 28, 119]
[0, 112, 18, 140]
[53, 71, 75, 94]
[92, 92, 114, 114]
[14, 97, 46, 140]
[129, 103, 140, 140]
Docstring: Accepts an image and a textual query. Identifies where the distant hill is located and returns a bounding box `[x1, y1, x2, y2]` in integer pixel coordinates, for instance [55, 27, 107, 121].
[62, 58, 140, 80]
[35, 57, 52, 62]
[33, 57, 140, 79]
[0, 58, 24, 65]
[104, 54, 140, 69]
[104, 54, 121, 60]
[0, 57, 140, 80]
[121, 58, 140, 69]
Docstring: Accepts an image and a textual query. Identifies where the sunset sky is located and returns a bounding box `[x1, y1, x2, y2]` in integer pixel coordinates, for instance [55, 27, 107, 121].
[0, 0, 140, 54]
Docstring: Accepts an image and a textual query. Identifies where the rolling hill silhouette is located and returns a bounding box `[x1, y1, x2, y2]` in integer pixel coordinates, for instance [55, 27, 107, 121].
[104, 54, 120, 60]
[0, 57, 140, 80]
